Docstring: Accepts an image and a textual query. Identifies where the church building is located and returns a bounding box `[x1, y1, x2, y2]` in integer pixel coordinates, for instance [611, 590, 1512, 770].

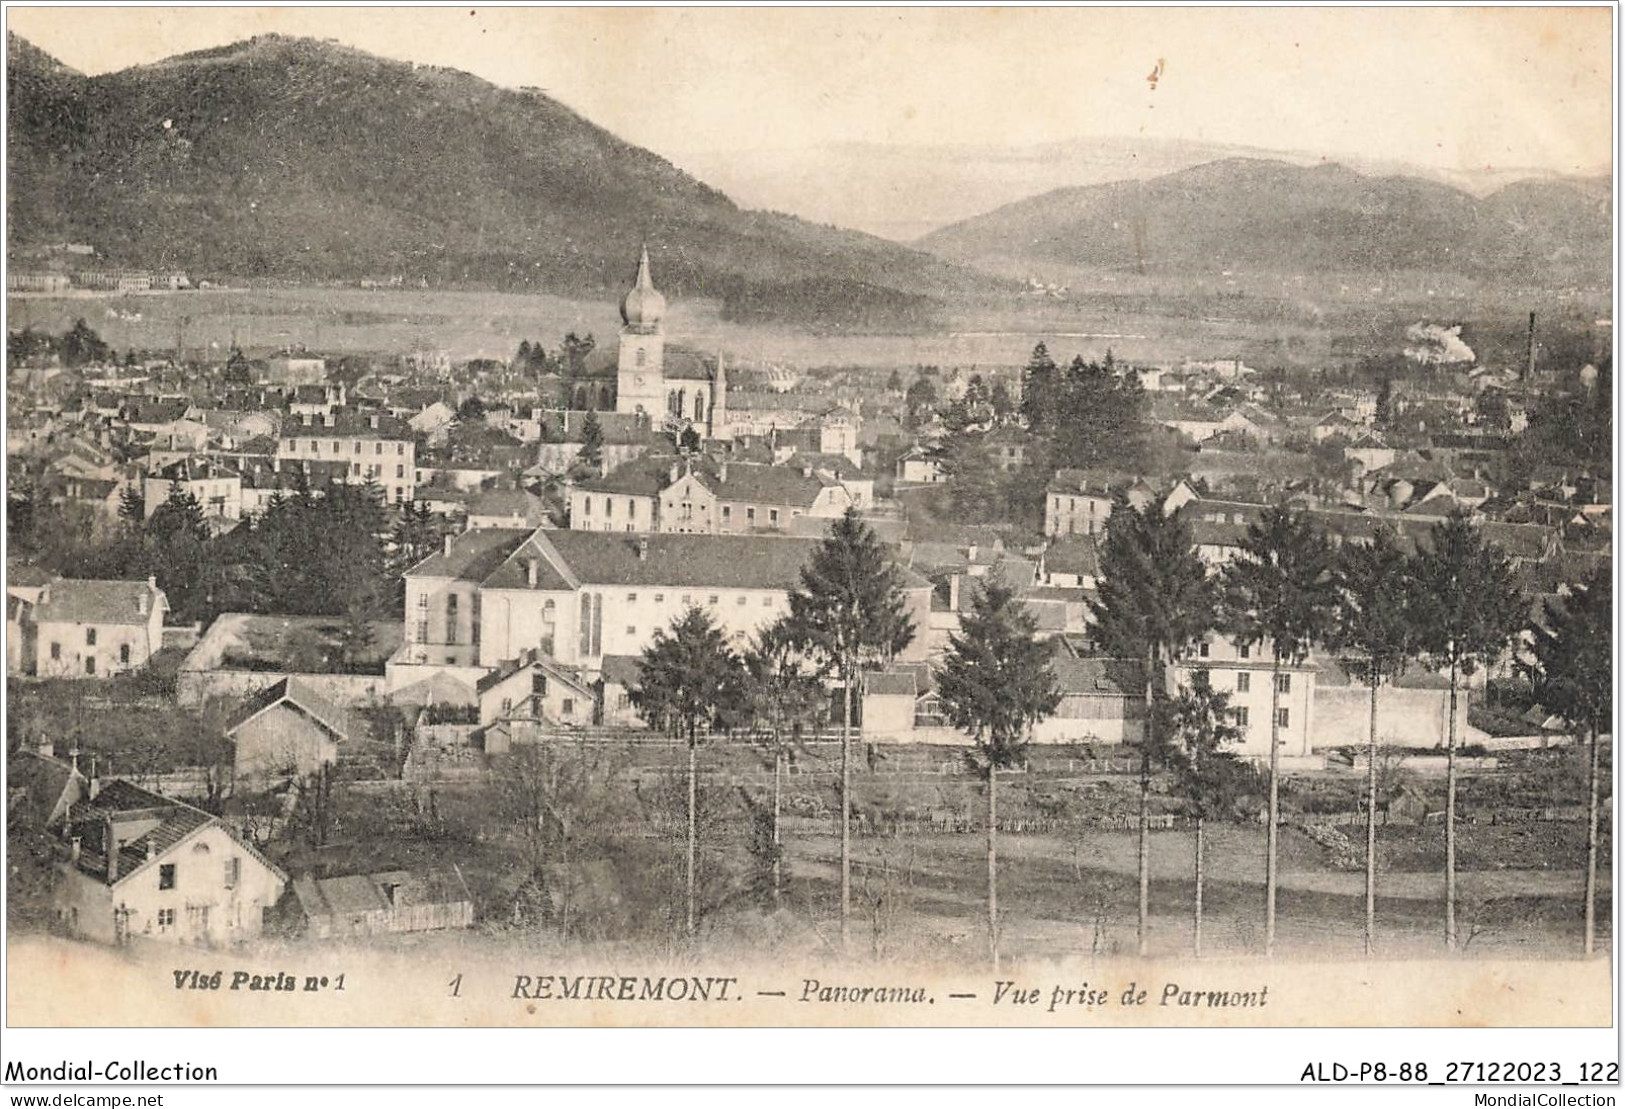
[558, 246, 729, 441]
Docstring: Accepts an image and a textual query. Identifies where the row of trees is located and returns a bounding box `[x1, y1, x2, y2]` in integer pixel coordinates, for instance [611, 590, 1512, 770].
[631, 511, 915, 941]
[1093, 499, 1610, 958]
[585, 502, 1605, 963]
[53, 478, 423, 632]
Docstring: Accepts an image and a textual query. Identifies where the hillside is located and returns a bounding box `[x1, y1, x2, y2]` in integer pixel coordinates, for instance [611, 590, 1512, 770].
[6, 33, 986, 331]
[916, 158, 1611, 288]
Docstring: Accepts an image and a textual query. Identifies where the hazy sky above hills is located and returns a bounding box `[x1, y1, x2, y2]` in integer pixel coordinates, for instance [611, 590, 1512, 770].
[10, 6, 1612, 177]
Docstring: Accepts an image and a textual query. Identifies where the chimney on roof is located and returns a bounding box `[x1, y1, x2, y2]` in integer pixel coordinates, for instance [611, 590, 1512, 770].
[669, 460, 681, 483]
[718, 462, 727, 484]
[70, 836, 82, 863]
[527, 558, 540, 588]
[637, 536, 649, 562]
[69, 744, 80, 774]
[145, 837, 156, 862]
[444, 533, 454, 559]
[138, 587, 149, 616]
[104, 818, 118, 882]
[89, 756, 100, 800]
[36, 740, 54, 759]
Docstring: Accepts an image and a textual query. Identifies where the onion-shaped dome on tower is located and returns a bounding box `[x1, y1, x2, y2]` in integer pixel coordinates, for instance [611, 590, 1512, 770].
[620, 244, 666, 332]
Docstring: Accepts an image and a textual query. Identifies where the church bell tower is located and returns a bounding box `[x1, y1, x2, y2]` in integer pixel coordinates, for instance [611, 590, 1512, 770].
[615, 245, 667, 417]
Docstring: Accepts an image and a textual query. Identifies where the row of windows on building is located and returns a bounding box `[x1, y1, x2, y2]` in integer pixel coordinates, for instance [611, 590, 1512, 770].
[50, 630, 134, 673]
[413, 587, 779, 649]
[1189, 663, 1293, 695]
[283, 439, 408, 456]
[580, 497, 786, 527]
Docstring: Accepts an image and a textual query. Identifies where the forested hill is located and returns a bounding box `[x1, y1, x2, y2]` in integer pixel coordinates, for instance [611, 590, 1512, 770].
[6, 33, 985, 331]
[916, 157, 1611, 289]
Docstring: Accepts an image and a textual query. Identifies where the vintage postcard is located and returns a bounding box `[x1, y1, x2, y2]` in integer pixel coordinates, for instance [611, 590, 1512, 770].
[2, 5, 1615, 1076]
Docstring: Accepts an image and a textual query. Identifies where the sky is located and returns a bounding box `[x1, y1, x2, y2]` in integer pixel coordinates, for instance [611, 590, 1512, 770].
[6, 6, 1615, 175]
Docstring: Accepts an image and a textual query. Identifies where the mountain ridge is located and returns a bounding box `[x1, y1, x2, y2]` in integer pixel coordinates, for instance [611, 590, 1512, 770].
[5, 32, 982, 332]
[915, 155, 1611, 287]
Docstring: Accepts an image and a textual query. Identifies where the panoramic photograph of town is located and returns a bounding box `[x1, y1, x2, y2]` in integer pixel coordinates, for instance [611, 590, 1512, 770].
[2, 7, 1614, 1034]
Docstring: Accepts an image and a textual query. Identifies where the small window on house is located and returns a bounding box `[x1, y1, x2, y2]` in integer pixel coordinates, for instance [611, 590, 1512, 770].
[722, 506, 731, 521]
[762, 597, 773, 607]
[355, 442, 363, 454]
[769, 509, 780, 525]
[654, 594, 664, 603]
[157, 908, 176, 930]
[85, 657, 96, 675]
[1276, 673, 1292, 694]
[224, 858, 240, 889]
[583, 497, 591, 517]
[308, 441, 318, 453]
[626, 626, 636, 636]
[50, 642, 60, 660]
[737, 596, 747, 606]
[1238, 643, 1251, 659]
[397, 443, 405, 455]
[86, 628, 97, 646]
[627, 593, 638, 603]
[375, 443, 383, 455]
[606, 500, 614, 518]
[681, 595, 691, 605]
[562, 698, 574, 715]
[1236, 671, 1251, 693]
[1197, 642, 1210, 658]
[746, 507, 756, 523]
[1234, 707, 1250, 727]
[396, 464, 405, 479]
[1276, 707, 1291, 729]
[158, 864, 176, 890]
[119, 644, 131, 665]
[708, 595, 719, 606]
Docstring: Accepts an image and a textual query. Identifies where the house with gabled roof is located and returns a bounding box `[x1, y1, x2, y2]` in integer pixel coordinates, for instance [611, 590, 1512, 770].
[226, 676, 350, 787]
[17, 577, 166, 679]
[54, 779, 287, 946]
[476, 650, 596, 731]
[7, 747, 88, 831]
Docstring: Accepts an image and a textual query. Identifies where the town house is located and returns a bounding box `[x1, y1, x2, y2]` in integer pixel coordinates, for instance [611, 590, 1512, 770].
[54, 779, 286, 946]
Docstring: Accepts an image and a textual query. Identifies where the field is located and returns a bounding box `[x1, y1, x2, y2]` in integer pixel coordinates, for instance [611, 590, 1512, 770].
[11, 277, 1605, 377]
[213, 734, 1613, 968]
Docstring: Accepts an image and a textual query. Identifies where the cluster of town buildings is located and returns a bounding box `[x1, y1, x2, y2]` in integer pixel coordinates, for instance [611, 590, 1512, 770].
[7, 247, 1611, 947]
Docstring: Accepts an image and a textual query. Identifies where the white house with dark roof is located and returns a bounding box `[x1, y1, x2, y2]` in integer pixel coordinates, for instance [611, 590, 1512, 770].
[275, 411, 416, 504]
[570, 457, 851, 535]
[17, 577, 166, 678]
[144, 455, 243, 521]
[53, 779, 286, 946]
[393, 524, 935, 700]
[1045, 470, 1156, 538]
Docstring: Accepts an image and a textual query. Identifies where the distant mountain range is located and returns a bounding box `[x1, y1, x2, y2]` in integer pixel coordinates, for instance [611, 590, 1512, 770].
[5, 33, 983, 331]
[916, 157, 1611, 287]
[9, 32, 1609, 328]
[673, 135, 1605, 243]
